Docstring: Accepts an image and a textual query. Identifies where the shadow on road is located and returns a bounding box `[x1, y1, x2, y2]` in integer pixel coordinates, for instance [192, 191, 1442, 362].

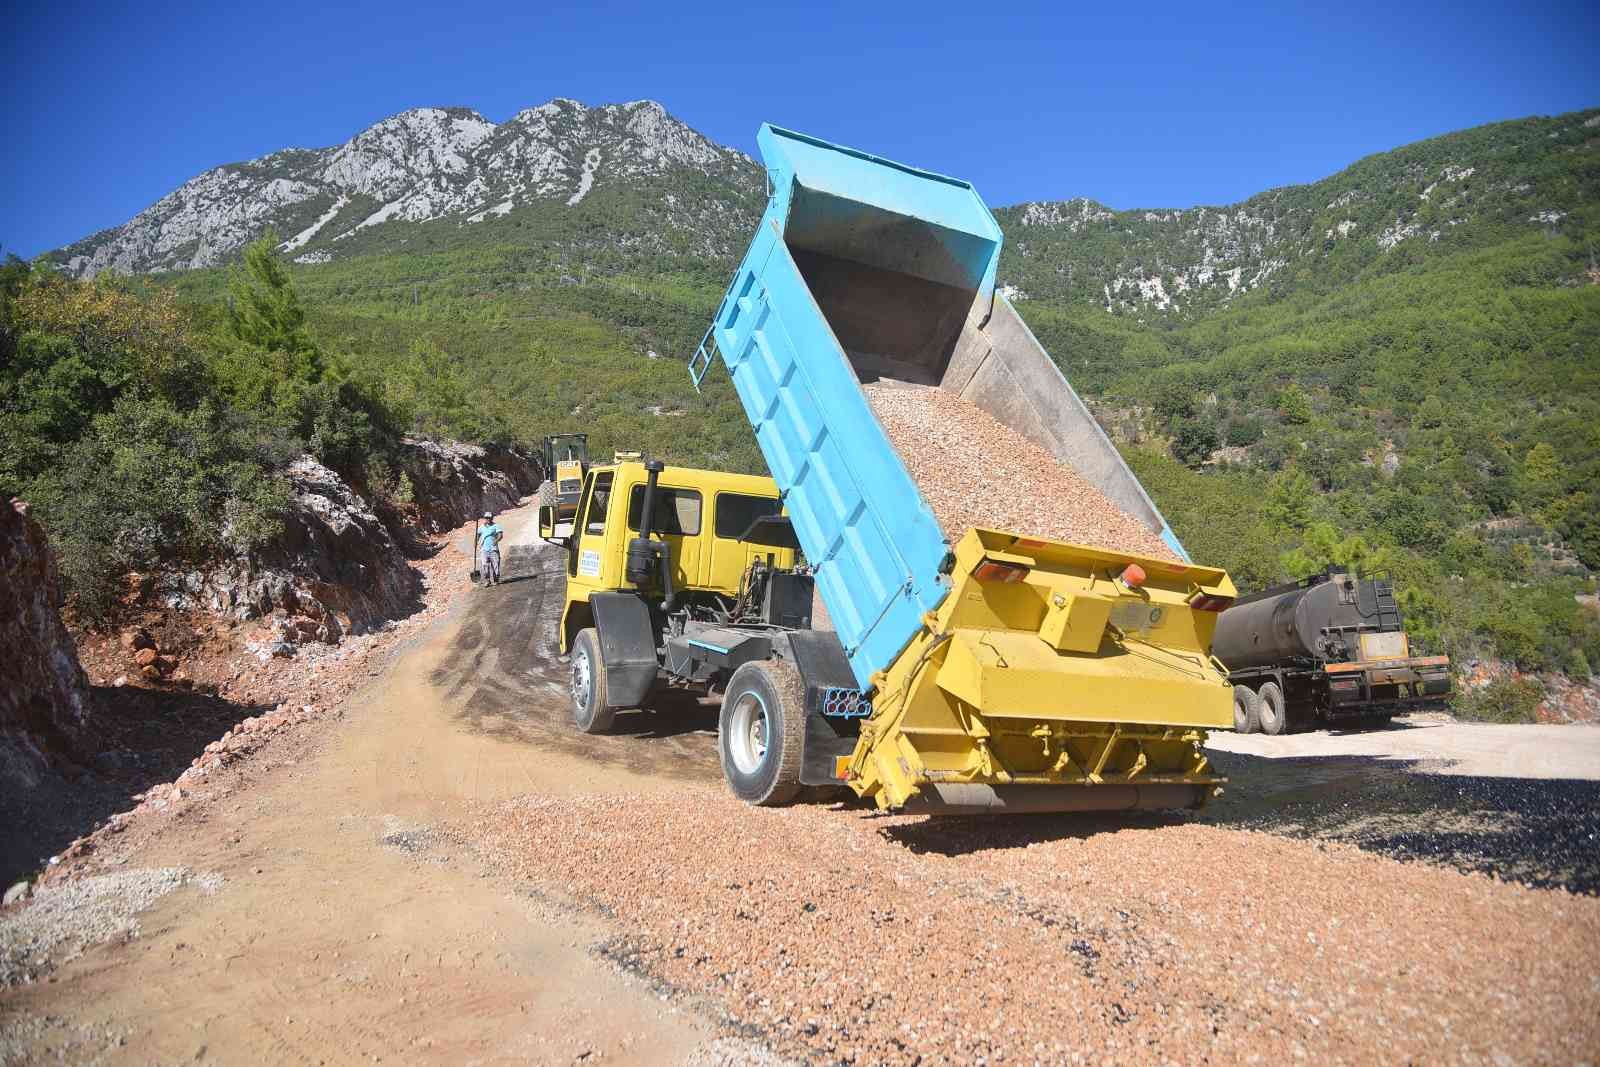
[429, 541, 721, 784]
[857, 747, 1600, 895]
[0, 686, 276, 883]
[1199, 746, 1600, 895]
[875, 809, 1188, 857]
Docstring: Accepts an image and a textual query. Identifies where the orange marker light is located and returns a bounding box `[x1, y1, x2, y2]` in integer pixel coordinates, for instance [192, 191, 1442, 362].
[974, 559, 1030, 584]
[1119, 563, 1147, 589]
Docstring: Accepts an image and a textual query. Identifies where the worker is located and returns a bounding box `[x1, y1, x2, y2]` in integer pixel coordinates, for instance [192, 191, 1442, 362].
[478, 511, 504, 585]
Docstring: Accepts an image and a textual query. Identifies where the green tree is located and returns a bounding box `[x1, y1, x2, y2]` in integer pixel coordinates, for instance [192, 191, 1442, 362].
[225, 233, 324, 383]
[1171, 420, 1219, 468]
[1278, 382, 1313, 425]
[1263, 469, 1315, 533]
[1521, 441, 1560, 512]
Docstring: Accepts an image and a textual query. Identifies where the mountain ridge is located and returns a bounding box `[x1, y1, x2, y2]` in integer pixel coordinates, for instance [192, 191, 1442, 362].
[52, 103, 1598, 326]
[55, 99, 759, 278]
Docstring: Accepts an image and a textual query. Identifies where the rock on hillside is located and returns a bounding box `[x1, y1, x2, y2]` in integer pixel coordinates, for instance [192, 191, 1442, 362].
[152, 439, 536, 642]
[997, 108, 1599, 314]
[55, 99, 762, 277]
[0, 500, 92, 787]
[403, 439, 540, 534]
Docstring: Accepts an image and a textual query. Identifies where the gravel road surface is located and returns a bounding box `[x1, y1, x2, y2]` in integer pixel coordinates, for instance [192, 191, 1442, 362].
[6, 534, 1596, 1065]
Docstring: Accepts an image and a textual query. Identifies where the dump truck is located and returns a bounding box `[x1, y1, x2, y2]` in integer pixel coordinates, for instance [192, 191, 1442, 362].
[544, 126, 1241, 814]
[1214, 568, 1452, 733]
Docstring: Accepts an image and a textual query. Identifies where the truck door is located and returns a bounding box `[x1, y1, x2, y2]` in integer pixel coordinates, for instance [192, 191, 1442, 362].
[569, 471, 615, 588]
[627, 483, 704, 589]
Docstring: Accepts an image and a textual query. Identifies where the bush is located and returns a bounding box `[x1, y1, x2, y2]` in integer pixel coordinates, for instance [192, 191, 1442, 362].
[1171, 420, 1220, 468]
[1224, 416, 1264, 447]
[1451, 676, 1545, 724]
[26, 396, 292, 617]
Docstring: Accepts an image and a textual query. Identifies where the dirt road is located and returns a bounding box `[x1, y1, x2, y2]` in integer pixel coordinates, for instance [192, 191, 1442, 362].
[2, 505, 734, 1064]
[4, 506, 1599, 1064]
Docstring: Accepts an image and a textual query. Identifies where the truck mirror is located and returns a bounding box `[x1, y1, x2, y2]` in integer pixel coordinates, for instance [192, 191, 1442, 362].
[538, 505, 563, 543]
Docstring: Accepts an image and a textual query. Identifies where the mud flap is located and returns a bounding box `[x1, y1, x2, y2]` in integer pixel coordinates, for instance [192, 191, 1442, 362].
[783, 630, 865, 786]
[589, 592, 659, 708]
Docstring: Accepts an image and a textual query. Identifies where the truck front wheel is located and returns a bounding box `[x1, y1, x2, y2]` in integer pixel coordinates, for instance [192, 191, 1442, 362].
[718, 660, 805, 806]
[1257, 681, 1288, 735]
[570, 628, 616, 734]
[1232, 685, 1261, 733]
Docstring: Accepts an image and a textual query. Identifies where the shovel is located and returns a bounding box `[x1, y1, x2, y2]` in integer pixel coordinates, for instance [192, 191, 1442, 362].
[470, 517, 482, 584]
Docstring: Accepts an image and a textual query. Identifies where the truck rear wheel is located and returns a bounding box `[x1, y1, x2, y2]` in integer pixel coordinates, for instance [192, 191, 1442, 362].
[1257, 681, 1288, 735]
[570, 628, 616, 734]
[1232, 685, 1261, 733]
[718, 659, 805, 806]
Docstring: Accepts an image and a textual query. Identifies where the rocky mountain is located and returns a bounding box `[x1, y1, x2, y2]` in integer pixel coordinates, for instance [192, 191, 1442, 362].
[997, 109, 1599, 315]
[56, 102, 1597, 320]
[55, 99, 762, 278]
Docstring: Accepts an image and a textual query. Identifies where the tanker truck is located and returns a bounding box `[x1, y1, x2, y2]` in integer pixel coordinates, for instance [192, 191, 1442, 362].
[545, 125, 1242, 814]
[1214, 568, 1452, 734]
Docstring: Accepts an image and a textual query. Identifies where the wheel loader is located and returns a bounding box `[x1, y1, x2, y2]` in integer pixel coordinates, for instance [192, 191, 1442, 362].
[538, 433, 590, 526]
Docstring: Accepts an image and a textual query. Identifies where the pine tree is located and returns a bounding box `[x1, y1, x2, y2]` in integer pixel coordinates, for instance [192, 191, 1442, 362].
[226, 233, 323, 383]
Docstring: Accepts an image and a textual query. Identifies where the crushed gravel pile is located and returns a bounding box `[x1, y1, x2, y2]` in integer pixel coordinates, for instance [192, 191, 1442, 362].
[0, 867, 220, 985]
[864, 382, 1177, 560]
[477, 790, 1600, 1065]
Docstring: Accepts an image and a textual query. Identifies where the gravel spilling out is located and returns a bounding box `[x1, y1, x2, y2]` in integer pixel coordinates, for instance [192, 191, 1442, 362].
[864, 382, 1177, 560]
[0, 867, 220, 985]
[476, 790, 1600, 1065]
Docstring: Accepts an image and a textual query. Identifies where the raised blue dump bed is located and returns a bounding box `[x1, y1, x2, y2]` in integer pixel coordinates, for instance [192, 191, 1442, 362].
[693, 125, 1186, 690]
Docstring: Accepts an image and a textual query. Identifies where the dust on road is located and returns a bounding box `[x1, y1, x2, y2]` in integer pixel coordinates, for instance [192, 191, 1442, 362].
[429, 539, 721, 786]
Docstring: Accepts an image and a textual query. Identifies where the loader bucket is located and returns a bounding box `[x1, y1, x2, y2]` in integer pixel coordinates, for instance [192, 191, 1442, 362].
[845, 529, 1236, 813]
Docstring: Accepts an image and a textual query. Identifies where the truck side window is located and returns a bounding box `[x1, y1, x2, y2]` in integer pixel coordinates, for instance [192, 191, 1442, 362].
[584, 473, 614, 535]
[715, 492, 782, 539]
[627, 486, 702, 536]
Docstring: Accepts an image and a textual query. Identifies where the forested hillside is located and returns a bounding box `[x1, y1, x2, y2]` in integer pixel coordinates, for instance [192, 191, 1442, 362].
[17, 102, 1600, 705]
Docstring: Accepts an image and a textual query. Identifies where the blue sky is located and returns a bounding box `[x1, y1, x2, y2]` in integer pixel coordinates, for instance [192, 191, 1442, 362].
[3, 0, 1596, 259]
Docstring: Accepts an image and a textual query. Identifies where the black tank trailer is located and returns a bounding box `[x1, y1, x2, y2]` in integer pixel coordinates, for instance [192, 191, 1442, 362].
[1213, 568, 1451, 734]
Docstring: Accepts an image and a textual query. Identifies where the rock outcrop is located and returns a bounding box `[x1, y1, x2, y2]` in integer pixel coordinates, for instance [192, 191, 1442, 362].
[400, 438, 539, 533]
[150, 439, 537, 647]
[0, 500, 92, 785]
[155, 456, 423, 637]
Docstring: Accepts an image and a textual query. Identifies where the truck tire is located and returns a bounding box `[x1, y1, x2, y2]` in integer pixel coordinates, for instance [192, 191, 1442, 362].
[1257, 681, 1288, 736]
[570, 628, 616, 734]
[1232, 685, 1261, 733]
[718, 659, 805, 806]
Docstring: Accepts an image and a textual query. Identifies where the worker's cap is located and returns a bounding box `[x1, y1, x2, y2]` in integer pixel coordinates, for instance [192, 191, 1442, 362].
[482, 511, 493, 519]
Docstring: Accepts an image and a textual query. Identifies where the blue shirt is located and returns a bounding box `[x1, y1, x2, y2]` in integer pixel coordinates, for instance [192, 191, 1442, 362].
[478, 522, 503, 553]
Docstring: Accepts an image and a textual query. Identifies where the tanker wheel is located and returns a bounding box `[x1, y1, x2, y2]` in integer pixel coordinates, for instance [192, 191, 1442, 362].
[570, 628, 617, 734]
[1257, 681, 1288, 736]
[718, 659, 805, 807]
[1232, 685, 1261, 733]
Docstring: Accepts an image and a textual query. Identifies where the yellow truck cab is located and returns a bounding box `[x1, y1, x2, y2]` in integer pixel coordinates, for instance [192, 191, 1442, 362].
[548, 459, 795, 655]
